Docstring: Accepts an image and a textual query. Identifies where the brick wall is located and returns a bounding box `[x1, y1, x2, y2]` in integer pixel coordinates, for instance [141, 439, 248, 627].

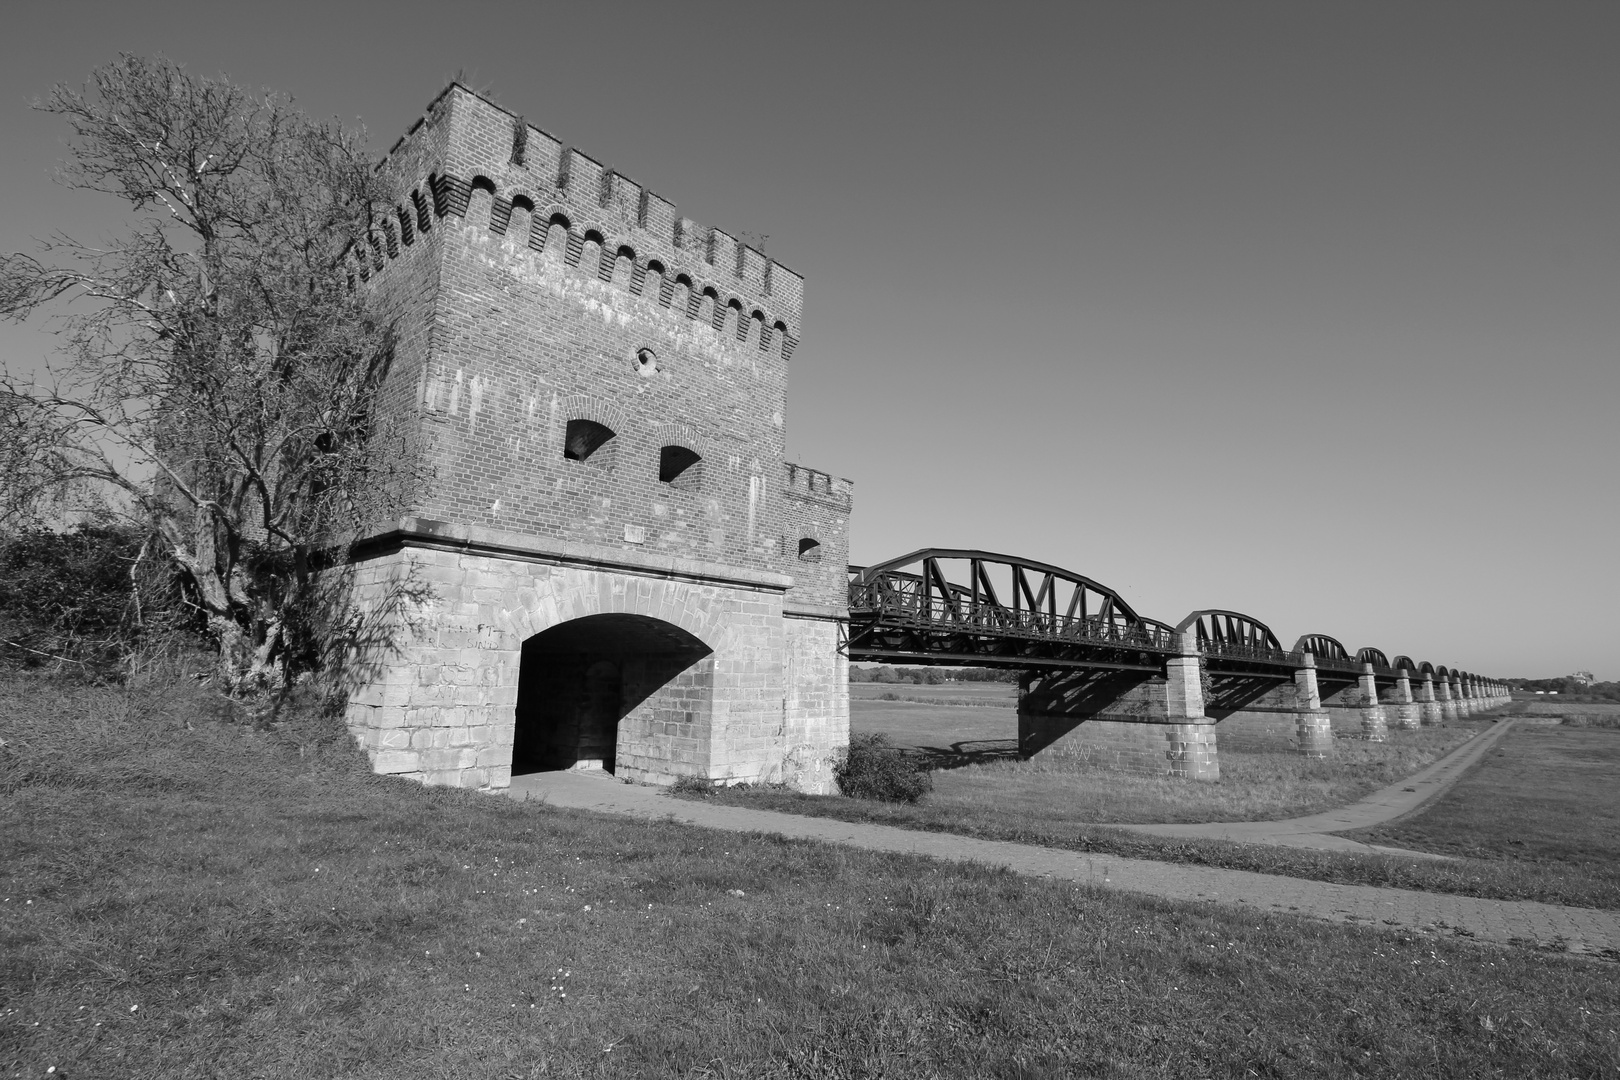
[359, 86, 819, 575]
[781, 464, 852, 614]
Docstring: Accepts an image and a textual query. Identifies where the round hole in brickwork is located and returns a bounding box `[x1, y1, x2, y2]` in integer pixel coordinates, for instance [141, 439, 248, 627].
[635, 347, 659, 377]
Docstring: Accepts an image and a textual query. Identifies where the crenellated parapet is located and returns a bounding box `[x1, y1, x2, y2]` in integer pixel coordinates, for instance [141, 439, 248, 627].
[783, 463, 853, 511]
[358, 83, 803, 361]
[781, 462, 853, 615]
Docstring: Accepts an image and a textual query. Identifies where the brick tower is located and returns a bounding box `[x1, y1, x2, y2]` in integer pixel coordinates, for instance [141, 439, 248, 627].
[342, 84, 851, 793]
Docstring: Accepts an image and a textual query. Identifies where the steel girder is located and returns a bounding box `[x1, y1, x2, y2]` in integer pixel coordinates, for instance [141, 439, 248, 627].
[846, 550, 1177, 672]
[1293, 633, 1362, 677]
[844, 549, 1504, 690]
[1176, 609, 1294, 679]
[1356, 647, 1397, 679]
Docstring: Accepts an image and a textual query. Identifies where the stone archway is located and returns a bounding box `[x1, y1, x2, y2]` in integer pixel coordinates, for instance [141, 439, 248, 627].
[511, 613, 715, 777]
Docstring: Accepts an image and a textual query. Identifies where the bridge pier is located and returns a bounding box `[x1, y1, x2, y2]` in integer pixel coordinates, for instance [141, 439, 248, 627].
[1292, 656, 1335, 758]
[1321, 666, 1387, 740]
[1382, 670, 1422, 731]
[1017, 632, 1219, 780]
[1436, 677, 1459, 722]
[1164, 647, 1219, 779]
[1453, 678, 1472, 718]
[1416, 673, 1443, 726]
[1354, 665, 1389, 740]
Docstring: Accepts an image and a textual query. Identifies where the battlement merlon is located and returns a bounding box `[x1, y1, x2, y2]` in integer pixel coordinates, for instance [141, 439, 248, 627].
[783, 463, 853, 511]
[378, 83, 805, 332]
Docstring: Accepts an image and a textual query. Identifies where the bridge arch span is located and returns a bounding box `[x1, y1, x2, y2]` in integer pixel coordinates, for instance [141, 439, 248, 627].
[1294, 633, 1353, 665]
[1356, 647, 1392, 671]
[1177, 610, 1285, 659]
[847, 548, 1175, 669]
[853, 548, 1144, 622]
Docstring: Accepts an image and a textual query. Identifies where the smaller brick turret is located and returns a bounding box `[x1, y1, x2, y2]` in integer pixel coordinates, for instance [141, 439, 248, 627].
[781, 463, 853, 616]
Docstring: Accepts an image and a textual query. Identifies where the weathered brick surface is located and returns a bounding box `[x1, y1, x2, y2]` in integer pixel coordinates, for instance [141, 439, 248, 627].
[360, 86, 814, 570]
[781, 465, 853, 614]
[340, 85, 849, 793]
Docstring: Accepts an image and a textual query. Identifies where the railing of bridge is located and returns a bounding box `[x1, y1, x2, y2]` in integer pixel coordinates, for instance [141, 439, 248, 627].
[1196, 639, 1298, 667]
[1312, 654, 1366, 675]
[849, 573, 1180, 653]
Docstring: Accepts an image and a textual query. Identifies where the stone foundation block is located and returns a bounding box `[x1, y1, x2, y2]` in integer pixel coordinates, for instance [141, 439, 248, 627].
[1296, 711, 1334, 758]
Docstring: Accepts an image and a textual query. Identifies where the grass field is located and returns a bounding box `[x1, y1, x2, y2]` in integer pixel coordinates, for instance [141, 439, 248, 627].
[849, 685, 1487, 824]
[681, 697, 1620, 910]
[4, 676, 1618, 1077]
[1342, 721, 1620, 897]
[1512, 699, 1620, 725]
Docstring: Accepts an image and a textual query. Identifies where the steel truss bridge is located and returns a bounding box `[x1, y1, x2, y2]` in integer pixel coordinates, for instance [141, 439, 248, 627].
[845, 548, 1497, 694]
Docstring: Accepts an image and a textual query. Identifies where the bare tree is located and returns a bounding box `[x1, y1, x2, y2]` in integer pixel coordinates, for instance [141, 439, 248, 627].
[0, 56, 410, 692]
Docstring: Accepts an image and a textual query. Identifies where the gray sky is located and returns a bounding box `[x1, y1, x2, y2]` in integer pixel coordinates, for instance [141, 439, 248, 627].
[3, 1, 1616, 679]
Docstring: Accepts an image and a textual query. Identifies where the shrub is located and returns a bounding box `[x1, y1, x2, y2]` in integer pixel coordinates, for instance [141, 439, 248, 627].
[670, 773, 716, 797]
[834, 733, 932, 803]
[0, 524, 204, 679]
[1562, 713, 1620, 730]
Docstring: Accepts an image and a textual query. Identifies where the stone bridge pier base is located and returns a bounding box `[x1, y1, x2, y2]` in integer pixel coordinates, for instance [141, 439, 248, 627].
[1382, 672, 1422, 731]
[340, 536, 846, 795]
[1292, 658, 1335, 759]
[1355, 666, 1389, 740]
[1436, 678, 1459, 722]
[1453, 682, 1473, 718]
[1017, 632, 1219, 780]
[1416, 675, 1443, 726]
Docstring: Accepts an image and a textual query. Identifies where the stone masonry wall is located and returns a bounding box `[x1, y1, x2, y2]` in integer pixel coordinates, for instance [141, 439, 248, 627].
[1214, 710, 1300, 752]
[782, 617, 849, 794]
[342, 534, 839, 793]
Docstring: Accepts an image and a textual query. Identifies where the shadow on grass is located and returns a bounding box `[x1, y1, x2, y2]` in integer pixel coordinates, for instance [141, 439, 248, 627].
[906, 738, 1022, 770]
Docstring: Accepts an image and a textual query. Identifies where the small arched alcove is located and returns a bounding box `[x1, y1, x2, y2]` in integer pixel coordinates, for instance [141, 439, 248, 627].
[511, 614, 715, 776]
[468, 175, 497, 230]
[659, 445, 703, 490]
[563, 419, 616, 465]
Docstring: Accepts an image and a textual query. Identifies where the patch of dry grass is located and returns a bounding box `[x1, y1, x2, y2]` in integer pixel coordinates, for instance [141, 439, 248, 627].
[927, 726, 1482, 824]
[851, 687, 1485, 824]
[1344, 723, 1620, 890]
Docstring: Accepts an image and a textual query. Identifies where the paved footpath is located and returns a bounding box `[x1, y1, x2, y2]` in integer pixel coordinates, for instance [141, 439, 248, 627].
[509, 759, 1620, 960]
[1114, 716, 1520, 854]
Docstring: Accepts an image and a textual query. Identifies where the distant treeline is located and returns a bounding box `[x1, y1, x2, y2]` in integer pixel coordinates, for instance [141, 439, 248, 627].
[1510, 677, 1620, 702]
[849, 665, 1019, 685]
